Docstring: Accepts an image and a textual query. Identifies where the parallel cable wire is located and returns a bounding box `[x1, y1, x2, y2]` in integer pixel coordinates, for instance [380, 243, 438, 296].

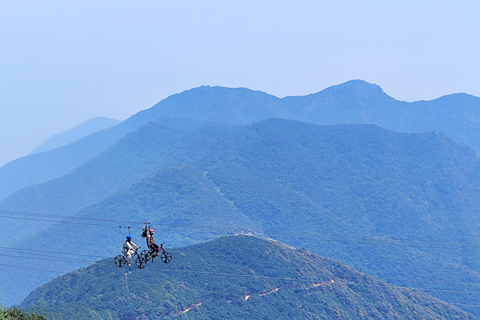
[2, 243, 480, 291]
[0, 215, 117, 228]
[161, 269, 480, 296]
[1, 245, 480, 289]
[0, 262, 63, 274]
[421, 288, 480, 295]
[382, 278, 480, 287]
[2, 209, 480, 250]
[1, 261, 480, 308]
[2, 253, 93, 264]
[0, 210, 219, 230]
[163, 268, 480, 296]
[1, 209, 477, 242]
[0, 246, 109, 259]
[0, 213, 220, 234]
[342, 282, 480, 295]
[1, 245, 480, 291]
[1, 209, 478, 248]
[451, 303, 480, 308]
[2, 209, 480, 308]
[5, 210, 480, 243]
[0, 257, 478, 295]
[0, 250, 101, 265]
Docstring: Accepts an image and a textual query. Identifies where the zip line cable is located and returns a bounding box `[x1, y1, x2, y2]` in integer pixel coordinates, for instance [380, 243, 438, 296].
[1, 209, 480, 250]
[452, 303, 480, 308]
[3, 207, 478, 249]
[0, 214, 119, 228]
[1, 256, 480, 308]
[2, 253, 95, 264]
[0, 211, 230, 233]
[0, 249, 99, 263]
[3, 207, 479, 245]
[160, 269, 480, 295]
[0, 246, 108, 259]
[0, 258, 479, 301]
[2, 209, 480, 308]
[0, 262, 64, 274]
[3, 208, 478, 250]
[0, 210, 222, 230]
[1, 244, 480, 291]
[4, 209, 477, 244]
[0, 213, 219, 235]
[0, 177, 479, 303]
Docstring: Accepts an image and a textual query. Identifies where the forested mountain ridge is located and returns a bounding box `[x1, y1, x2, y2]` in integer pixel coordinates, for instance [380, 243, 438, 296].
[2, 80, 480, 202]
[3, 119, 480, 316]
[0, 121, 242, 246]
[0, 86, 279, 202]
[20, 236, 474, 320]
[4, 81, 480, 218]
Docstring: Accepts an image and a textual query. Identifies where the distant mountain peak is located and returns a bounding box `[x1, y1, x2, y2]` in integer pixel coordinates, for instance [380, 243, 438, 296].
[174, 84, 277, 98]
[29, 116, 121, 155]
[430, 91, 480, 104]
[317, 79, 393, 101]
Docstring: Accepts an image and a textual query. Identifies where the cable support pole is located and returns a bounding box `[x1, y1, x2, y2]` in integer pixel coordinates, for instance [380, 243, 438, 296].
[119, 226, 122, 251]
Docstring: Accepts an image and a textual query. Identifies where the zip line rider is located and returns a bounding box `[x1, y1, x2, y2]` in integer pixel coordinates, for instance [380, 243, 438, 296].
[122, 235, 139, 266]
[146, 228, 163, 256]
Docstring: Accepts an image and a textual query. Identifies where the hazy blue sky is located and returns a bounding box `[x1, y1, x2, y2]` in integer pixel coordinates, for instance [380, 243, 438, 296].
[1, 0, 479, 166]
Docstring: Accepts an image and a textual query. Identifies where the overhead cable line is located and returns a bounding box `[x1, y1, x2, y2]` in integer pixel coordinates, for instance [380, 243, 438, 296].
[3, 209, 476, 243]
[1, 259, 479, 298]
[0, 262, 64, 274]
[2, 247, 480, 290]
[0, 246, 108, 259]
[2, 209, 480, 250]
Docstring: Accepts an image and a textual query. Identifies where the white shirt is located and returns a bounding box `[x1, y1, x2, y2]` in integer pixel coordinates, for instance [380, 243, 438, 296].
[123, 240, 138, 252]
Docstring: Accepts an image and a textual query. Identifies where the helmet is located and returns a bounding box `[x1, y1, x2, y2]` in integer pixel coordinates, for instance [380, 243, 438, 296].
[149, 228, 154, 233]
[126, 235, 132, 240]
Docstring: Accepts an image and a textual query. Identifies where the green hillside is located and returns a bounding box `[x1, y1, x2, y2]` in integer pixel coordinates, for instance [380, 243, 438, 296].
[0, 121, 247, 247]
[20, 236, 473, 320]
[195, 119, 480, 315]
[0, 122, 190, 246]
[2, 119, 480, 316]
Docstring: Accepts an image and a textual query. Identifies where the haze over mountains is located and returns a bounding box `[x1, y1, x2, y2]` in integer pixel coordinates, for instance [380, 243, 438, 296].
[1, 80, 480, 317]
[2, 119, 480, 316]
[29, 116, 121, 155]
[2, 80, 480, 201]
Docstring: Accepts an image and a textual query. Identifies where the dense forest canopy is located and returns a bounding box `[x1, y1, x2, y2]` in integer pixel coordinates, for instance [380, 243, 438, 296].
[20, 236, 474, 320]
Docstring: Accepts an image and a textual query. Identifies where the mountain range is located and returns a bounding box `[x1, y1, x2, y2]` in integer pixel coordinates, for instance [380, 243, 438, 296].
[29, 116, 121, 155]
[1, 119, 479, 317]
[1, 80, 480, 317]
[2, 80, 480, 202]
[20, 236, 474, 320]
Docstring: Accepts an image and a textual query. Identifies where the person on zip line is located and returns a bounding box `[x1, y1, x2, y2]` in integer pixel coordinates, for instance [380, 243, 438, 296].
[146, 228, 163, 256]
[122, 235, 139, 267]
